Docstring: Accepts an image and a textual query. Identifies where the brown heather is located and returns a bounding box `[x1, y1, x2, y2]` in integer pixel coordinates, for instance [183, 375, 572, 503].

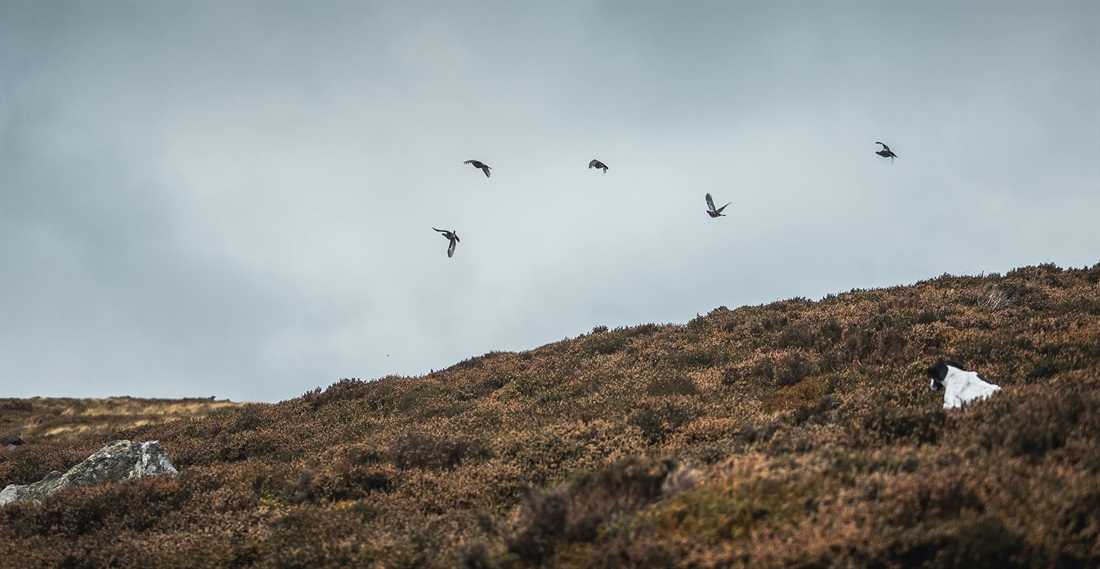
[1, 263, 1098, 568]
[0, 396, 245, 485]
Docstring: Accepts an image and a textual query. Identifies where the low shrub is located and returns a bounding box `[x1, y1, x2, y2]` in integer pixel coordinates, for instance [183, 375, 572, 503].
[504, 458, 678, 565]
[387, 431, 489, 470]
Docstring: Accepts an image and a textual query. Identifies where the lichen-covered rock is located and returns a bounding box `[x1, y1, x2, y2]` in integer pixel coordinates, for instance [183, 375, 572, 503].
[0, 440, 177, 507]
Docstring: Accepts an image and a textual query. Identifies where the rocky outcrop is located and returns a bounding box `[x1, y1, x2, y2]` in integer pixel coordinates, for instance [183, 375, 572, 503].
[0, 440, 177, 507]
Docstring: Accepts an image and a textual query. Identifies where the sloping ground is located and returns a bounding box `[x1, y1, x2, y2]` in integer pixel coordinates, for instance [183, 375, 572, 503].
[0, 264, 1097, 568]
[0, 396, 243, 483]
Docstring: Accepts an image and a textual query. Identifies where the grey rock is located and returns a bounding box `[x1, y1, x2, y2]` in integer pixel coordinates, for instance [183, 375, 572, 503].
[0, 440, 178, 507]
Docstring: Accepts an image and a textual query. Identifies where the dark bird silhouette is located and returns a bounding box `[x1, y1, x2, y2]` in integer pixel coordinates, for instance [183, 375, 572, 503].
[2, 434, 24, 451]
[463, 160, 492, 178]
[588, 159, 608, 174]
[875, 142, 898, 162]
[433, 228, 460, 258]
[705, 193, 730, 218]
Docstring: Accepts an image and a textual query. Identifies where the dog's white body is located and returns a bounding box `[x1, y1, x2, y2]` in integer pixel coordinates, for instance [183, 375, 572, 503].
[932, 363, 1001, 409]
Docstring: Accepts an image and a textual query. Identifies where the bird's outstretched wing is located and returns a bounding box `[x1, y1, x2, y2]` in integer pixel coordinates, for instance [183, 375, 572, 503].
[705, 193, 716, 211]
[875, 142, 891, 151]
[447, 239, 457, 258]
[466, 160, 491, 177]
[433, 227, 447, 234]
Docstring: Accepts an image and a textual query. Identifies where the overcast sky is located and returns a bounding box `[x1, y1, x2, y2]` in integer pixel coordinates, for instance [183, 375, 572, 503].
[1, 2, 1097, 403]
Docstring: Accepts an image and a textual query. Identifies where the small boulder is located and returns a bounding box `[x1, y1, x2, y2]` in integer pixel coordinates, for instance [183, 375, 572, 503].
[0, 440, 177, 507]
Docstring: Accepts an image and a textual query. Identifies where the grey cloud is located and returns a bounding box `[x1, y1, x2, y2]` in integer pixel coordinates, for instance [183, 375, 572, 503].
[1, 2, 1096, 402]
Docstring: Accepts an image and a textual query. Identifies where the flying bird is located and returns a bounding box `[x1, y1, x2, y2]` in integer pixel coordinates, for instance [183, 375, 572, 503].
[433, 228, 460, 258]
[588, 159, 608, 174]
[1, 434, 24, 451]
[705, 193, 730, 218]
[464, 160, 492, 178]
[875, 142, 898, 162]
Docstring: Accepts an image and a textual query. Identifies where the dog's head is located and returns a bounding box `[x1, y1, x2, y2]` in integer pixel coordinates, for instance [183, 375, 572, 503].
[926, 359, 965, 391]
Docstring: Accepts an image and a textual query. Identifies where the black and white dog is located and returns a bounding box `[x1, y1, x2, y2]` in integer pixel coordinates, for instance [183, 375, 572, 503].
[927, 360, 1001, 409]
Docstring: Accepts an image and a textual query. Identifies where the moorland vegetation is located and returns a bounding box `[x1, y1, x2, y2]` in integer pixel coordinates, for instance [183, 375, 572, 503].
[0, 396, 242, 504]
[1, 263, 1098, 568]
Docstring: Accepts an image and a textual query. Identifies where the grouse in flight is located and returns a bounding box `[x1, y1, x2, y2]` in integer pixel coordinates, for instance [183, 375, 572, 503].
[2, 434, 24, 451]
[433, 228, 460, 258]
[875, 142, 898, 162]
[588, 159, 608, 174]
[705, 193, 730, 218]
[464, 160, 492, 178]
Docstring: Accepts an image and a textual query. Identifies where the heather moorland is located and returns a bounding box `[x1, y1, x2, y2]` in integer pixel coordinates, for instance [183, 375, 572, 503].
[1, 264, 1098, 568]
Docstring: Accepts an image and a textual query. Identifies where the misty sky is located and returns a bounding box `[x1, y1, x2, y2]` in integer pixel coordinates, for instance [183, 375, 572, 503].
[1, 2, 1097, 403]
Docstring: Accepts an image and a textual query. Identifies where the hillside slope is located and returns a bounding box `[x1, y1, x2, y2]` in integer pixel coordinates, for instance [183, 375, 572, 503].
[1, 264, 1098, 568]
